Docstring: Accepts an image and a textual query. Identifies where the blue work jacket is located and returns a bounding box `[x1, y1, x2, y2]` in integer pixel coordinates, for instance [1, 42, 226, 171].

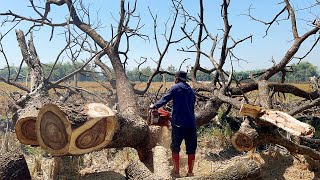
[153, 82, 196, 128]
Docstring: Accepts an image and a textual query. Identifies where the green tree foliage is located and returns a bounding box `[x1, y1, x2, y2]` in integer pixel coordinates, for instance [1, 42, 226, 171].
[286, 62, 318, 82]
[0, 62, 96, 82]
[233, 62, 318, 83]
[0, 61, 318, 83]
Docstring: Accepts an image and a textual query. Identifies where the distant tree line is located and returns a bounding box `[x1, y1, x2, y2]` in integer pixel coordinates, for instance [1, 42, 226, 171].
[233, 62, 319, 83]
[0, 61, 318, 83]
[0, 62, 97, 82]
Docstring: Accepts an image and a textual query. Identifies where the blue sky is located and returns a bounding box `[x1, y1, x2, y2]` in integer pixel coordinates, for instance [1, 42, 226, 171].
[0, 0, 319, 72]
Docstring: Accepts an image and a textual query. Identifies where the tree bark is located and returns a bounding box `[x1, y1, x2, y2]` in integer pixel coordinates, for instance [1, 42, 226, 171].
[195, 99, 222, 127]
[14, 30, 49, 146]
[153, 146, 170, 179]
[126, 157, 261, 180]
[232, 123, 320, 160]
[178, 159, 260, 180]
[126, 161, 163, 180]
[0, 151, 31, 180]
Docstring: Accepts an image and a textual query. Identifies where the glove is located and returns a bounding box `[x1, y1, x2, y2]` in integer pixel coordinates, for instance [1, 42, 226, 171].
[149, 104, 156, 109]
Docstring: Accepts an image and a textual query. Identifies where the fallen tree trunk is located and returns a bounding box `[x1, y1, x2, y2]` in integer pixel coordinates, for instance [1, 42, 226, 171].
[299, 137, 320, 151]
[126, 157, 261, 180]
[179, 159, 261, 180]
[267, 130, 320, 160]
[35, 103, 155, 157]
[0, 151, 31, 180]
[239, 104, 315, 137]
[126, 161, 162, 180]
[153, 146, 170, 179]
[232, 120, 320, 160]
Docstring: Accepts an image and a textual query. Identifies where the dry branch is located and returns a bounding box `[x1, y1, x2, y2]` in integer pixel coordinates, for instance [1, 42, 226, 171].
[239, 104, 315, 137]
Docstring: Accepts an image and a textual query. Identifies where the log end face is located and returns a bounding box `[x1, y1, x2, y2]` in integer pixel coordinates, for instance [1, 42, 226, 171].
[15, 117, 39, 146]
[302, 126, 315, 138]
[231, 132, 254, 151]
[239, 104, 265, 118]
[37, 104, 71, 156]
[68, 115, 118, 155]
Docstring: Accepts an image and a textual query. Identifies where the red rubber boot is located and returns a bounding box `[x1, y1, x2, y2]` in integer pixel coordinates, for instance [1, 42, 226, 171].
[171, 152, 180, 177]
[187, 154, 195, 177]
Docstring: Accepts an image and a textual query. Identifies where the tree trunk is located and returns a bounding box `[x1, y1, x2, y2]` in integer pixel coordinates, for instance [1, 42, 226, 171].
[153, 146, 170, 179]
[195, 99, 222, 127]
[14, 30, 49, 146]
[126, 161, 162, 180]
[232, 122, 320, 160]
[108, 52, 138, 113]
[239, 104, 315, 137]
[126, 157, 261, 180]
[35, 102, 154, 157]
[0, 151, 31, 180]
[179, 159, 260, 180]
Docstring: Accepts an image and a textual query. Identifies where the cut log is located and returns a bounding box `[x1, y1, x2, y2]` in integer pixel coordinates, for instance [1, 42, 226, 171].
[36, 103, 118, 155]
[153, 146, 170, 179]
[126, 161, 162, 180]
[0, 151, 31, 180]
[15, 117, 38, 146]
[239, 104, 265, 118]
[232, 124, 320, 161]
[126, 157, 261, 180]
[15, 106, 40, 146]
[231, 119, 258, 151]
[239, 104, 315, 137]
[178, 158, 261, 180]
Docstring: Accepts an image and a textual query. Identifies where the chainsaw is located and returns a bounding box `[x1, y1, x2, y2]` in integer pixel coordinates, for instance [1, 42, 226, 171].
[148, 108, 171, 126]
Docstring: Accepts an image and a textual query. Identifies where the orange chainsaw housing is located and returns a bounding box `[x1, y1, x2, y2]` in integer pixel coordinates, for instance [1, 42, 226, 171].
[148, 108, 171, 126]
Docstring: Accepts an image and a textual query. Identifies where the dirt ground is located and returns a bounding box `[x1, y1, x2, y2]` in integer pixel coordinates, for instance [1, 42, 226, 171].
[70, 146, 320, 180]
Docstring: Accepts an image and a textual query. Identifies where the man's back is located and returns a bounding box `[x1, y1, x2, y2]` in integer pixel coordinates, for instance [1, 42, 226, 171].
[154, 82, 196, 128]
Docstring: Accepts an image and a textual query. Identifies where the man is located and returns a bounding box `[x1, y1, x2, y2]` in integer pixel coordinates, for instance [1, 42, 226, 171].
[150, 71, 197, 177]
